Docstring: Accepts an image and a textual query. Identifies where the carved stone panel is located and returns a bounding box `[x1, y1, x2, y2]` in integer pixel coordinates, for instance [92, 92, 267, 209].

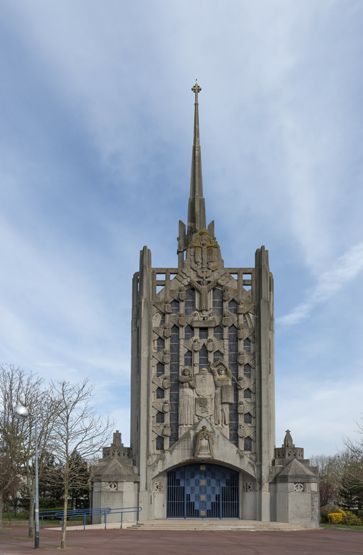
[294, 483, 304, 493]
[194, 426, 214, 458]
[195, 368, 215, 418]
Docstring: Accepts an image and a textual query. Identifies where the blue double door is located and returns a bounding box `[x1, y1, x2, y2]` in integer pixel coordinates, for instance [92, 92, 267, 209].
[167, 463, 239, 518]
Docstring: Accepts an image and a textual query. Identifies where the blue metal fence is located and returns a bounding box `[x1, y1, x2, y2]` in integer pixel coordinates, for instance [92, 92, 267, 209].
[39, 506, 142, 529]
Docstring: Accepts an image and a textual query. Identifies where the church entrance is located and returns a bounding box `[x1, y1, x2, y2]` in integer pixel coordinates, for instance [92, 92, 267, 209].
[167, 463, 239, 518]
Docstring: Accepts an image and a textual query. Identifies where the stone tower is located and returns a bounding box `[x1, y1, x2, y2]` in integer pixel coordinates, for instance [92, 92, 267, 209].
[92, 84, 319, 527]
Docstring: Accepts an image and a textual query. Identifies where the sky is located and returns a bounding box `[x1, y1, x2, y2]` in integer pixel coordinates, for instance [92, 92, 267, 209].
[0, 0, 362, 457]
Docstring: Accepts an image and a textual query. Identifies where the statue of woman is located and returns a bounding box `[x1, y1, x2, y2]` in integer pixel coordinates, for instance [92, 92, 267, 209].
[179, 368, 195, 431]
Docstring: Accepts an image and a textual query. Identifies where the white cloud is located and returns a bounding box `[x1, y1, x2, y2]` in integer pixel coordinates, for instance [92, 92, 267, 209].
[278, 242, 363, 326]
[276, 374, 363, 456]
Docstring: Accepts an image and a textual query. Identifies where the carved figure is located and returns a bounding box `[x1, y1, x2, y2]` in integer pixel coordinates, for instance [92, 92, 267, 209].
[152, 480, 163, 493]
[178, 314, 186, 327]
[237, 401, 245, 414]
[192, 309, 214, 322]
[192, 338, 202, 351]
[195, 426, 214, 458]
[188, 230, 222, 279]
[201, 309, 214, 320]
[189, 275, 216, 311]
[152, 312, 162, 327]
[178, 368, 195, 428]
[222, 315, 232, 327]
[206, 338, 214, 352]
[195, 367, 215, 418]
[179, 289, 186, 301]
[164, 302, 172, 314]
[213, 365, 233, 434]
[237, 351, 245, 365]
[192, 310, 203, 321]
[223, 288, 231, 301]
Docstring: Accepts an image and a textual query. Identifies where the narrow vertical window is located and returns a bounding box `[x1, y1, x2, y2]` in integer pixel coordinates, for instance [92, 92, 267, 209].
[213, 287, 223, 315]
[244, 437, 252, 451]
[228, 325, 238, 445]
[184, 350, 192, 366]
[244, 364, 252, 379]
[199, 345, 208, 368]
[156, 411, 165, 423]
[185, 288, 195, 315]
[213, 350, 223, 362]
[171, 300, 179, 314]
[156, 363, 164, 376]
[156, 436, 164, 450]
[169, 325, 180, 446]
[185, 325, 193, 340]
[157, 337, 165, 352]
[156, 387, 165, 399]
[228, 300, 237, 314]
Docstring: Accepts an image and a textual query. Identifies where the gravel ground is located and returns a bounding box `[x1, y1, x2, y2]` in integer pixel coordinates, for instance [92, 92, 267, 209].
[0, 526, 362, 555]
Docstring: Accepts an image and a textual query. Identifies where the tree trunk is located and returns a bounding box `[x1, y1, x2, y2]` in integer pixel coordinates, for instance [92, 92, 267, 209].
[0, 496, 3, 529]
[28, 492, 34, 538]
[27, 473, 34, 538]
[60, 486, 68, 549]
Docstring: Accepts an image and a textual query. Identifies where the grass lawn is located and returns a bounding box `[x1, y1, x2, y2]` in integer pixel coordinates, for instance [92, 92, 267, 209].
[2, 512, 86, 528]
[320, 523, 363, 532]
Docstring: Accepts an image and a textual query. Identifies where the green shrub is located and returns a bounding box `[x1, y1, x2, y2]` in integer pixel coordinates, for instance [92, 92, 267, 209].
[343, 511, 363, 526]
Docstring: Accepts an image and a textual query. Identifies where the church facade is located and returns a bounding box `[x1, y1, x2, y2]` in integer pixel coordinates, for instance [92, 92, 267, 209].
[91, 84, 319, 527]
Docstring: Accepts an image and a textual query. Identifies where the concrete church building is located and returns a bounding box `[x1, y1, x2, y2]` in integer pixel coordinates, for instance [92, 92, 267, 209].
[92, 83, 319, 527]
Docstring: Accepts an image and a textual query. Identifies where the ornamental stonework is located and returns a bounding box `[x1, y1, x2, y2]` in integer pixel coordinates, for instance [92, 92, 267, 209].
[150, 238, 256, 453]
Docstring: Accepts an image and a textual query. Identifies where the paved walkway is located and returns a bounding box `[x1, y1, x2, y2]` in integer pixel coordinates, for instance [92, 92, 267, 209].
[47, 518, 308, 532]
[0, 525, 362, 555]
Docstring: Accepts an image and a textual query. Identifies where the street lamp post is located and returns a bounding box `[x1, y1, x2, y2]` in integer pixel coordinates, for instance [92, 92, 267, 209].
[15, 405, 40, 549]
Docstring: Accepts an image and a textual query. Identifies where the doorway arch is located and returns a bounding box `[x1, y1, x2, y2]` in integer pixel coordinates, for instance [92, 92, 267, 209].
[167, 463, 239, 518]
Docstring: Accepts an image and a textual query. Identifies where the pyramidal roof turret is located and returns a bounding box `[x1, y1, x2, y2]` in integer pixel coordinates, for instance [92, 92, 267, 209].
[187, 80, 206, 239]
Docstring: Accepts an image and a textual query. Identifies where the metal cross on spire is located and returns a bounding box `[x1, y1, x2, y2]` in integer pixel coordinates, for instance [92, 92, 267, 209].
[191, 80, 202, 101]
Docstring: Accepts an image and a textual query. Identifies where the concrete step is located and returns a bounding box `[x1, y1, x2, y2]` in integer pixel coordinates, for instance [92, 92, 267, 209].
[132, 519, 307, 531]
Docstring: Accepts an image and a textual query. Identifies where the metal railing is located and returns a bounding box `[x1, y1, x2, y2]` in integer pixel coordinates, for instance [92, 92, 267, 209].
[39, 506, 142, 530]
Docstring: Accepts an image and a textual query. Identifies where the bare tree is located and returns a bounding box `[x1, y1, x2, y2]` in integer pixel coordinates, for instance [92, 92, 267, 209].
[51, 380, 110, 549]
[0, 365, 58, 535]
[311, 453, 348, 506]
[342, 416, 363, 509]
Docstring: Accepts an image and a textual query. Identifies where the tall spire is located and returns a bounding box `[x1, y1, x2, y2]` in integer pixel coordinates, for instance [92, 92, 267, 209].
[187, 80, 206, 239]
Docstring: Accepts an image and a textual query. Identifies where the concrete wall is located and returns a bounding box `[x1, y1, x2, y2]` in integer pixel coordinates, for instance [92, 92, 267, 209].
[270, 481, 319, 528]
[92, 481, 138, 524]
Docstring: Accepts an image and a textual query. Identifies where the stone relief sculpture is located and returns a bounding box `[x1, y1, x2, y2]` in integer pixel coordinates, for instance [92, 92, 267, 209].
[194, 367, 215, 419]
[190, 279, 214, 311]
[194, 426, 214, 458]
[178, 361, 237, 438]
[187, 230, 222, 278]
[212, 364, 234, 437]
[179, 368, 195, 434]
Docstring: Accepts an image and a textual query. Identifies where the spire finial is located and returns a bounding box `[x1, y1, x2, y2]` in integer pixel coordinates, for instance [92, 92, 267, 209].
[187, 80, 206, 239]
[283, 430, 294, 448]
[192, 79, 202, 100]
